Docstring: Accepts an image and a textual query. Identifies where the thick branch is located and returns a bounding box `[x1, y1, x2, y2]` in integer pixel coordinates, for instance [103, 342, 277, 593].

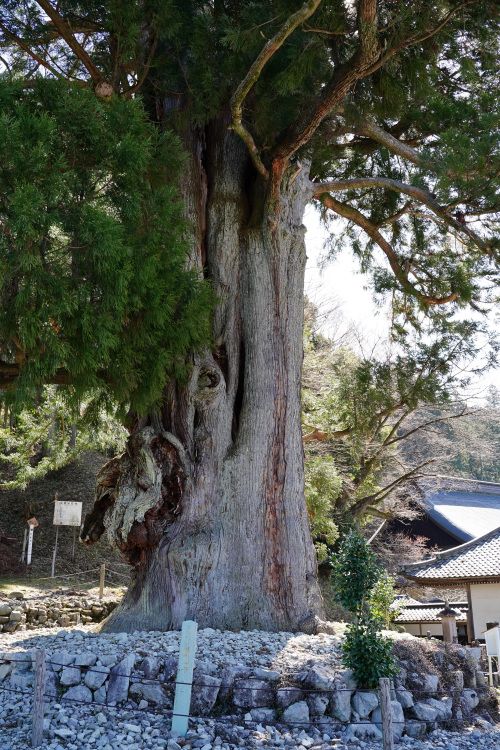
[229, 0, 322, 178]
[314, 177, 492, 256]
[272, 0, 380, 165]
[34, 0, 105, 85]
[320, 193, 457, 305]
[0, 20, 61, 77]
[348, 460, 434, 518]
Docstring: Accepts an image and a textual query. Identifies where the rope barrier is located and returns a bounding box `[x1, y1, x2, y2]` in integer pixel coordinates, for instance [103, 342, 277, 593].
[34, 568, 101, 581]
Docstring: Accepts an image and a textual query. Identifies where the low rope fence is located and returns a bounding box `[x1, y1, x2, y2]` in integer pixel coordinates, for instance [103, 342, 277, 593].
[1, 623, 495, 750]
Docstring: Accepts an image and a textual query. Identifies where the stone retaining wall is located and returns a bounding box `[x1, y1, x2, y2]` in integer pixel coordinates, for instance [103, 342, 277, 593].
[0, 593, 118, 632]
[0, 642, 494, 742]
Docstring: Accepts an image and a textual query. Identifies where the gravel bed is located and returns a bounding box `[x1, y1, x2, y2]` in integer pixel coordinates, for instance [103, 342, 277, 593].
[0, 625, 499, 750]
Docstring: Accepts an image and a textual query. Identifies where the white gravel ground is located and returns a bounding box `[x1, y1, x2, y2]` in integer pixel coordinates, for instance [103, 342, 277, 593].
[0, 624, 499, 750]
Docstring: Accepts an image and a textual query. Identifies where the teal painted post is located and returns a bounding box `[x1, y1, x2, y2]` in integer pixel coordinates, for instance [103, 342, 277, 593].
[171, 620, 198, 736]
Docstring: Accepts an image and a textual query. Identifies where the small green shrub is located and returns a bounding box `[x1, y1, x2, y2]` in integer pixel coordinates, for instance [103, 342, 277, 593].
[343, 620, 399, 688]
[332, 529, 399, 687]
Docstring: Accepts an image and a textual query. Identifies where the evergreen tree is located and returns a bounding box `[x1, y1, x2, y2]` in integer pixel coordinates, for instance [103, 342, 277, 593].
[1, 1, 500, 632]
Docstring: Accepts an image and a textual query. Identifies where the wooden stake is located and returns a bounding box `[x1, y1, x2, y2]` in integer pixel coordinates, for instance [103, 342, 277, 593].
[379, 677, 394, 750]
[99, 563, 105, 600]
[20, 527, 27, 563]
[72, 527, 76, 561]
[51, 526, 59, 579]
[172, 620, 198, 736]
[32, 649, 46, 748]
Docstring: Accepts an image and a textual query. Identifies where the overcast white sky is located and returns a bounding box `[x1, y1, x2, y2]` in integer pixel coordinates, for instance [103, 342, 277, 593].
[303, 204, 391, 341]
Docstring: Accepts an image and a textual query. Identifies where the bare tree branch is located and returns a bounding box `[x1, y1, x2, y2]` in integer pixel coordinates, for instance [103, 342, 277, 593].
[229, 0, 322, 179]
[0, 20, 61, 77]
[34, 0, 105, 86]
[313, 176, 493, 256]
[319, 193, 458, 305]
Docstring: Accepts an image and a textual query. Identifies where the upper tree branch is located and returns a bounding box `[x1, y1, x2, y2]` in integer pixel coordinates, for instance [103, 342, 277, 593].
[34, 0, 105, 85]
[313, 177, 493, 256]
[229, 0, 322, 179]
[319, 193, 457, 306]
[0, 20, 61, 77]
[271, 0, 380, 166]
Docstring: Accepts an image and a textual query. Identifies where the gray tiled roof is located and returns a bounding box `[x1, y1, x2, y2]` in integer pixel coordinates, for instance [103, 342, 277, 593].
[395, 602, 468, 623]
[400, 525, 500, 582]
[419, 476, 500, 542]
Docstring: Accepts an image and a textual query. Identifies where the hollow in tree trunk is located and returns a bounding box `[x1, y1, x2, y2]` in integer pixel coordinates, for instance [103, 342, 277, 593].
[81, 117, 326, 632]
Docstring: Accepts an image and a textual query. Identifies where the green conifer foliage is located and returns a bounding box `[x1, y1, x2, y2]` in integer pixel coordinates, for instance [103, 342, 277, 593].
[0, 79, 212, 413]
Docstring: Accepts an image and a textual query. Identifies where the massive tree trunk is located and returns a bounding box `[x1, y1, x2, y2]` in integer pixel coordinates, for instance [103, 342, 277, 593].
[82, 114, 325, 632]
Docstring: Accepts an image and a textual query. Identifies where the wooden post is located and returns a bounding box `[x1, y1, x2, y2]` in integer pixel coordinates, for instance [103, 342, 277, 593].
[172, 620, 198, 736]
[379, 677, 394, 750]
[51, 526, 59, 579]
[466, 584, 475, 643]
[72, 528, 76, 561]
[32, 649, 46, 748]
[99, 563, 105, 600]
[20, 527, 27, 563]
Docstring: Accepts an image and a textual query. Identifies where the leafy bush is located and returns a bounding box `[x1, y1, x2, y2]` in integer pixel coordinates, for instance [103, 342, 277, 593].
[332, 529, 399, 687]
[368, 571, 402, 629]
[343, 620, 399, 688]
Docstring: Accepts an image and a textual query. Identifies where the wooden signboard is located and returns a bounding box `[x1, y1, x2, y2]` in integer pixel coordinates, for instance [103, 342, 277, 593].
[53, 501, 82, 527]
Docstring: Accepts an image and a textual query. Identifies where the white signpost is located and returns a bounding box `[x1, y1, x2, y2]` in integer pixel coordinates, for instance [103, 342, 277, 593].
[51, 498, 83, 578]
[26, 517, 38, 566]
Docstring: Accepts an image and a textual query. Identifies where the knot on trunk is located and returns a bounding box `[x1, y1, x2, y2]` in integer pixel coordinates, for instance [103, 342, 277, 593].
[195, 364, 225, 404]
[81, 427, 188, 568]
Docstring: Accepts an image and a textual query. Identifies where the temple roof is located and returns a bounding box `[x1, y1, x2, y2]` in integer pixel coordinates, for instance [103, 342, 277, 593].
[418, 476, 500, 543]
[400, 525, 500, 585]
[395, 601, 468, 623]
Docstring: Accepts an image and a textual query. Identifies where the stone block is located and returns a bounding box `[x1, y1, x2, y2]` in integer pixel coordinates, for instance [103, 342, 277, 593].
[306, 693, 329, 716]
[63, 685, 92, 704]
[250, 708, 276, 723]
[462, 688, 479, 709]
[303, 664, 336, 691]
[351, 691, 378, 718]
[0, 605, 12, 616]
[74, 652, 97, 667]
[448, 670, 464, 690]
[422, 674, 439, 693]
[282, 701, 309, 725]
[345, 721, 382, 742]
[371, 700, 405, 741]
[129, 682, 169, 706]
[191, 675, 222, 715]
[233, 679, 274, 708]
[60, 666, 81, 687]
[0, 664, 12, 681]
[85, 666, 109, 690]
[51, 651, 75, 672]
[405, 720, 427, 738]
[411, 701, 438, 722]
[141, 656, 160, 680]
[395, 687, 413, 708]
[10, 670, 34, 689]
[277, 687, 302, 708]
[425, 696, 452, 720]
[328, 689, 352, 722]
[107, 653, 135, 705]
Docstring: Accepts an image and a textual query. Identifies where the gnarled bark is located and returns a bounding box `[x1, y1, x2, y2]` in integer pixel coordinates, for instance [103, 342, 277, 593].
[81, 117, 325, 632]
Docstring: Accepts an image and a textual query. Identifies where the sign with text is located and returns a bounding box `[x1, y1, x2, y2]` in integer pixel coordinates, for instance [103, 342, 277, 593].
[53, 501, 82, 527]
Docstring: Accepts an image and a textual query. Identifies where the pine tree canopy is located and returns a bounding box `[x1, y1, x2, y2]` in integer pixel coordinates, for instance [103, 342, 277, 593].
[1, 0, 500, 409]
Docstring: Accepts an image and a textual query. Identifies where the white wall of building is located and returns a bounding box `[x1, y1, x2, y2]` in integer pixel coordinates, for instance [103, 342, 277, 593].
[402, 623, 443, 637]
[470, 583, 500, 639]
